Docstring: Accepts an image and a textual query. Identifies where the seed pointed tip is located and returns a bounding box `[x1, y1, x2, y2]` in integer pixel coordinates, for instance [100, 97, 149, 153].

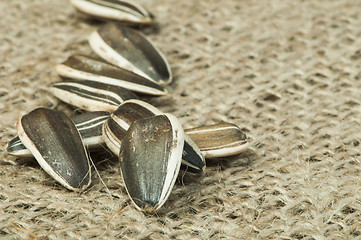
[159, 88, 168, 95]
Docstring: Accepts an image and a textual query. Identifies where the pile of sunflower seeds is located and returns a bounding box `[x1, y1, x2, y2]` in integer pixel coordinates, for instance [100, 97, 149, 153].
[6, 0, 249, 213]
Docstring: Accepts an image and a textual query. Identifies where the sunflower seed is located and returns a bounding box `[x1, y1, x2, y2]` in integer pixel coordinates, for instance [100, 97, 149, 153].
[119, 114, 183, 213]
[89, 23, 172, 85]
[51, 79, 138, 112]
[55, 55, 166, 96]
[6, 137, 30, 157]
[7, 111, 110, 157]
[70, 0, 153, 25]
[17, 108, 91, 191]
[185, 123, 249, 158]
[180, 134, 205, 173]
[71, 111, 110, 149]
[102, 99, 161, 154]
[103, 99, 205, 173]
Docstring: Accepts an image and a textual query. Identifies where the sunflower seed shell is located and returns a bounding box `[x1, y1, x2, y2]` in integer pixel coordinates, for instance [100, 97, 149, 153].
[6, 137, 30, 157]
[71, 111, 110, 148]
[17, 108, 91, 191]
[70, 0, 154, 25]
[103, 100, 205, 173]
[51, 79, 138, 112]
[7, 111, 109, 157]
[89, 23, 172, 85]
[103, 99, 161, 154]
[119, 114, 184, 213]
[55, 55, 166, 96]
[185, 123, 249, 158]
[181, 134, 205, 173]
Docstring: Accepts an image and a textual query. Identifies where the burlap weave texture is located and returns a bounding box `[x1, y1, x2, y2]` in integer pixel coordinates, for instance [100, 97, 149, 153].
[1, 0, 361, 239]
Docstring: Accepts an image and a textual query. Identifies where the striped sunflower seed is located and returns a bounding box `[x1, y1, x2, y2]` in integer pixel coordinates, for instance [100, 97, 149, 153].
[72, 111, 110, 148]
[119, 114, 183, 213]
[103, 99, 162, 154]
[17, 108, 91, 191]
[70, 0, 154, 25]
[7, 111, 110, 157]
[185, 123, 249, 158]
[55, 55, 166, 96]
[103, 99, 206, 173]
[6, 137, 31, 157]
[89, 23, 172, 85]
[50, 79, 138, 112]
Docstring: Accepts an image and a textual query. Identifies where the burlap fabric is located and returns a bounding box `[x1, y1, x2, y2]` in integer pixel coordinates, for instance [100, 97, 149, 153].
[1, 0, 361, 239]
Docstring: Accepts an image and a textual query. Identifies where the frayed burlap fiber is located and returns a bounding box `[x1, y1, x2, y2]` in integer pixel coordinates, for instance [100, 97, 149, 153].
[1, 0, 361, 239]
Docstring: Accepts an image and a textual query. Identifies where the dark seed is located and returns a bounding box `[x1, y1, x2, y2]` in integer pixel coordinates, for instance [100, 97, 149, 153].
[17, 108, 91, 191]
[119, 114, 184, 213]
[89, 23, 172, 85]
